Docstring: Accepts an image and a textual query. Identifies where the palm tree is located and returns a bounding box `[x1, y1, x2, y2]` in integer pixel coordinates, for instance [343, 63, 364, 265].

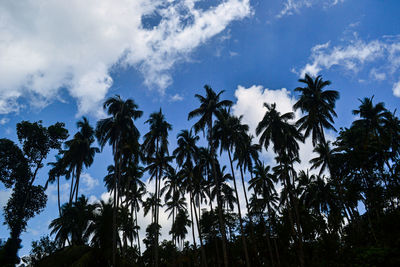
[352, 96, 389, 136]
[143, 108, 172, 267]
[188, 85, 232, 267]
[96, 95, 143, 266]
[256, 103, 302, 159]
[47, 155, 69, 216]
[249, 160, 279, 267]
[294, 74, 339, 146]
[170, 209, 191, 249]
[49, 195, 94, 247]
[234, 134, 261, 210]
[173, 129, 200, 168]
[63, 117, 99, 203]
[213, 108, 250, 267]
[309, 141, 334, 175]
[256, 102, 305, 267]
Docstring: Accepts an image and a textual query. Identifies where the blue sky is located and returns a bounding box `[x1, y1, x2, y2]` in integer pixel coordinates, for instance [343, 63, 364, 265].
[1, 0, 399, 256]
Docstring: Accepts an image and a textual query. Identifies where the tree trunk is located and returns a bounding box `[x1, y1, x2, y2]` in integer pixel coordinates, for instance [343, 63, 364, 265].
[193, 198, 208, 267]
[57, 176, 61, 216]
[227, 149, 250, 267]
[154, 139, 160, 267]
[209, 123, 229, 267]
[190, 192, 198, 249]
[75, 166, 82, 202]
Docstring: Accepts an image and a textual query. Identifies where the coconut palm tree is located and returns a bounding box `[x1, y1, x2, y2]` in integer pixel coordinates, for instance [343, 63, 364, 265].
[63, 117, 99, 203]
[96, 95, 143, 266]
[213, 108, 250, 267]
[309, 141, 334, 175]
[294, 74, 339, 146]
[188, 85, 232, 267]
[249, 160, 279, 267]
[234, 133, 261, 209]
[47, 155, 69, 216]
[256, 102, 305, 267]
[49, 195, 94, 247]
[142, 108, 172, 267]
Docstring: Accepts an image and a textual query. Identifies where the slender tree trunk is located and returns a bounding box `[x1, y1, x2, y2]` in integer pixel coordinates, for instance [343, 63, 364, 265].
[190, 192, 198, 248]
[193, 198, 208, 267]
[135, 207, 141, 255]
[57, 176, 61, 216]
[112, 149, 121, 267]
[285, 174, 305, 267]
[239, 166, 249, 209]
[69, 169, 75, 204]
[240, 165, 260, 264]
[75, 166, 82, 202]
[264, 209, 276, 267]
[209, 124, 229, 267]
[227, 149, 250, 267]
[154, 140, 160, 267]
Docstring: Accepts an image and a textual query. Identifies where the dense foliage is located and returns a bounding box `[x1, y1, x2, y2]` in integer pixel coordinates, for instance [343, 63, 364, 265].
[1, 76, 400, 267]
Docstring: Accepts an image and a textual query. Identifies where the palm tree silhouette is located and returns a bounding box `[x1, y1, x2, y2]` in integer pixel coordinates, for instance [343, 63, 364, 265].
[63, 117, 99, 203]
[96, 95, 143, 266]
[188, 85, 232, 267]
[294, 74, 339, 146]
[213, 108, 251, 267]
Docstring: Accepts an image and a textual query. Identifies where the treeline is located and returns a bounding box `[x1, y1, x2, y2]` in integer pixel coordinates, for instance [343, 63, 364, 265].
[1, 74, 400, 267]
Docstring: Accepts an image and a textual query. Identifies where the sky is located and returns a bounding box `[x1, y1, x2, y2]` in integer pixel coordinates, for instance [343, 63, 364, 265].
[1, 0, 400, 257]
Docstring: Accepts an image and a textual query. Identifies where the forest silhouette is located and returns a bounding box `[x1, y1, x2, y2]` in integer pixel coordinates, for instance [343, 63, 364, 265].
[1, 74, 400, 266]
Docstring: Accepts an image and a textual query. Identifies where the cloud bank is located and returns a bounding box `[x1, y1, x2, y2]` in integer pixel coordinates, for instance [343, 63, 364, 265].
[0, 0, 251, 116]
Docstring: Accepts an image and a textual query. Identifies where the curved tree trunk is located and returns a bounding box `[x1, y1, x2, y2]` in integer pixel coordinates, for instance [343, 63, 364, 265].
[192, 198, 208, 267]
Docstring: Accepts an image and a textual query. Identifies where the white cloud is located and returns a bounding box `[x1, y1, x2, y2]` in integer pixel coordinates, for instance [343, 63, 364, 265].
[297, 35, 400, 97]
[393, 80, 400, 97]
[370, 68, 386, 81]
[232, 84, 334, 171]
[0, 0, 251, 116]
[169, 93, 184, 102]
[0, 118, 9, 125]
[277, 0, 344, 18]
[81, 173, 100, 193]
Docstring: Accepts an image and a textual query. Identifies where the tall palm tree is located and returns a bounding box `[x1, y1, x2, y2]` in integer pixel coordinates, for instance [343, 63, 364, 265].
[143, 108, 172, 267]
[294, 74, 339, 146]
[256, 102, 305, 267]
[47, 155, 69, 216]
[213, 108, 251, 267]
[234, 133, 261, 209]
[173, 129, 199, 168]
[188, 85, 232, 267]
[63, 117, 99, 203]
[249, 160, 279, 267]
[96, 95, 143, 266]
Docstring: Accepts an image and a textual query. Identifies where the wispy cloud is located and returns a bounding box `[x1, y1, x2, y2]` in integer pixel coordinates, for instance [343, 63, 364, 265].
[277, 0, 345, 18]
[0, 0, 251, 116]
[296, 34, 400, 97]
